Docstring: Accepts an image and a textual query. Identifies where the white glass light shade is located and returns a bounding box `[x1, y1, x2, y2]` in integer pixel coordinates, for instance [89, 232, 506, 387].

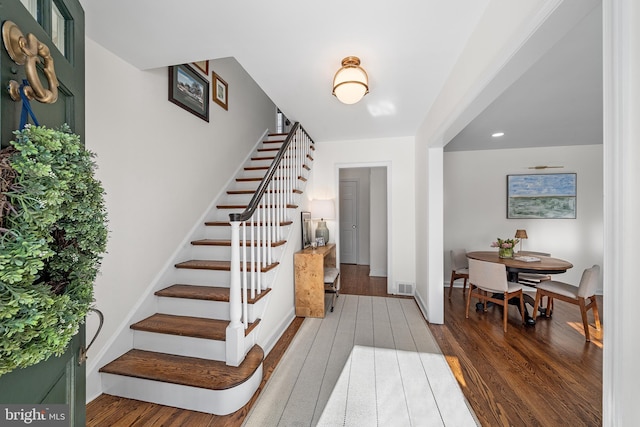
[311, 199, 335, 220]
[332, 56, 369, 104]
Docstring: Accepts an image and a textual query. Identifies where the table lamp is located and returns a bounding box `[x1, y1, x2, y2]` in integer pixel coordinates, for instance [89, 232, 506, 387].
[515, 229, 528, 253]
[311, 199, 335, 244]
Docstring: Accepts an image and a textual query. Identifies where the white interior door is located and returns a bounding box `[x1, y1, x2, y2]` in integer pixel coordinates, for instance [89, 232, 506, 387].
[340, 180, 358, 264]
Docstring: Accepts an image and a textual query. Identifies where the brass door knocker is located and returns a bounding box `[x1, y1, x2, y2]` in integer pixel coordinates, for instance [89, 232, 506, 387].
[2, 20, 59, 104]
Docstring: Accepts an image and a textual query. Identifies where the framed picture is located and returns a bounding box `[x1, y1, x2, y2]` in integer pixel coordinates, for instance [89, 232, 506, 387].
[316, 237, 325, 247]
[212, 71, 228, 110]
[168, 64, 210, 122]
[192, 60, 209, 75]
[301, 211, 312, 248]
[507, 173, 577, 219]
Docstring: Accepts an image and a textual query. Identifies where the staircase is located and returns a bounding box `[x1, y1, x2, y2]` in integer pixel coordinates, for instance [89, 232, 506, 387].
[99, 125, 314, 415]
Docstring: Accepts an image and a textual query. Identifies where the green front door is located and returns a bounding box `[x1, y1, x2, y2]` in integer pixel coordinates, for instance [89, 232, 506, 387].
[0, 0, 86, 425]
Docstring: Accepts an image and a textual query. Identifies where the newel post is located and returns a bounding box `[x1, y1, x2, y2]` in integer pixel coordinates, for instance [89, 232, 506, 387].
[226, 220, 244, 366]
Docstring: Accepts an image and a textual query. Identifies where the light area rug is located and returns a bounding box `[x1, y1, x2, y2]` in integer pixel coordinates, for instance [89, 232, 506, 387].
[243, 295, 478, 427]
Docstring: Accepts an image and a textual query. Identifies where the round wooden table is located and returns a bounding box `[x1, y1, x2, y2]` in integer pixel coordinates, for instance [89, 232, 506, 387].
[466, 251, 573, 279]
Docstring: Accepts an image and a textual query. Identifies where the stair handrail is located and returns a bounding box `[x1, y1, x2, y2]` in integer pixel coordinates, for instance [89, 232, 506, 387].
[226, 123, 314, 367]
[229, 122, 305, 222]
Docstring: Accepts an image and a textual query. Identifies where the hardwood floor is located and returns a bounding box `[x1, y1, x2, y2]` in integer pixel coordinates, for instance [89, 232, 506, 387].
[430, 286, 603, 426]
[86, 318, 305, 427]
[87, 266, 602, 426]
[338, 263, 410, 298]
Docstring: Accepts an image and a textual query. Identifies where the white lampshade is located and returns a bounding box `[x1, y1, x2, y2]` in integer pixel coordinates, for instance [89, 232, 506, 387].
[311, 199, 335, 220]
[332, 56, 369, 105]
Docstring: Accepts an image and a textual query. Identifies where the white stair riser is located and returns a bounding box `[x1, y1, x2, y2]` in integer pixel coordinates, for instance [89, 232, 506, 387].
[157, 297, 231, 320]
[157, 294, 268, 323]
[133, 330, 226, 361]
[172, 268, 230, 285]
[101, 364, 263, 416]
[190, 244, 285, 262]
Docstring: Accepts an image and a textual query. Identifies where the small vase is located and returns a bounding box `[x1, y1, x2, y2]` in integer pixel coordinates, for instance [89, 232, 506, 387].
[499, 247, 514, 258]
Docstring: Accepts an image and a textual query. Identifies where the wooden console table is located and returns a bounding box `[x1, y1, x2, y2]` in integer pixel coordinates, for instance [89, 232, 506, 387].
[294, 243, 336, 318]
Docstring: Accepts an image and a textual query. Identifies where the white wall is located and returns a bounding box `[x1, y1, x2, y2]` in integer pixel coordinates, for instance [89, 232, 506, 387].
[370, 167, 388, 276]
[603, 0, 640, 424]
[444, 144, 603, 289]
[308, 137, 415, 294]
[83, 39, 277, 397]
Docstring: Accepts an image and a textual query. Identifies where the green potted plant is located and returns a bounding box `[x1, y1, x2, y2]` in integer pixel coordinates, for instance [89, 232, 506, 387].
[491, 238, 519, 259]
[0, 124, 108, 375]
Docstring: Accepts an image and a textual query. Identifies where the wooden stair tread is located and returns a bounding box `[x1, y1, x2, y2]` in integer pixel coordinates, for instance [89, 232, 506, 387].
[131, 313, 229, 340]
[204, 220, 293, 227]
[216, 204, 298, 209]
[227, 189, 302, 195]
[191, 239, 286, 247]
[155, 285, 271, 304]
[99, 345, 264, 391]
[175, 259, 280, 273]
[236, 176, 306, 182]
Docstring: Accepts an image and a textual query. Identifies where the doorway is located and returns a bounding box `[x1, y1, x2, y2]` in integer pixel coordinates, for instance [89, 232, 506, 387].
[338, 167, 388, 279]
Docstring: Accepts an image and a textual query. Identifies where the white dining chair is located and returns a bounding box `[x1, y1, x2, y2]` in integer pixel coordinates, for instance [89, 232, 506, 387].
[449, 249, 469, 299]
[466, 258, 525, 332]
[517, 251, 552, 285]
[533, 264, 601, 342]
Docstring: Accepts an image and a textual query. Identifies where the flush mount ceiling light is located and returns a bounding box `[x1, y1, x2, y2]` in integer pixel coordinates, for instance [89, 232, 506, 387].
[332, 56, 369, 104]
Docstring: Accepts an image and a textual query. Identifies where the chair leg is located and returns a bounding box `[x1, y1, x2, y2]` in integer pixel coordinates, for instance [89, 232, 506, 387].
[462, 277, 468, 294]
[533, 291, 542, 321]
[502, 292, 508, 333]
[578, 297, 591, 342]
[519, 292, 525, 325]
[465, 285, 473, 318]
[590, 296, 601, 330]
[449, 271, 455, 299]
[545, 297, 553, 317]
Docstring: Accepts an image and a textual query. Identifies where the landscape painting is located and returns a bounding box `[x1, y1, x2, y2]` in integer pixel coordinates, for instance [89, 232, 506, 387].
[507, 173, 577, 219]
[168, 64, 210, 122]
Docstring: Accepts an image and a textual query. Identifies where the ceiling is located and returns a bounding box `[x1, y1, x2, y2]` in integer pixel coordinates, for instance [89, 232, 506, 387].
[79, 1, 602, 148]
[445, 3, 603, 152]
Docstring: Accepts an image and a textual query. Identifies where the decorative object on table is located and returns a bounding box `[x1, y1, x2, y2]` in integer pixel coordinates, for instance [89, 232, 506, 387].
[316, 237, 325, 247]
[192, 60, 209, 75]
[311, 199, 335, 243]
[0, 125, 108, 375]
[332, 56, 369, 104]
[507, 173, 576, 219]
[212, 71, 228, 110]
[491, 237, 519, 258]
[168, 64, 210, 122]
[301, 211, 312, 248]
[514, 229, 528, 252]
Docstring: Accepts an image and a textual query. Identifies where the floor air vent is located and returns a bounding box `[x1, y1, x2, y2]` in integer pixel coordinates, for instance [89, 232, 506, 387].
[397, 282, 415, 296]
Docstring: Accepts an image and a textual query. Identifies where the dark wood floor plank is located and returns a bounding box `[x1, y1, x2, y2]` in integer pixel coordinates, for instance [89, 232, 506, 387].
[430, 287, 603, 426]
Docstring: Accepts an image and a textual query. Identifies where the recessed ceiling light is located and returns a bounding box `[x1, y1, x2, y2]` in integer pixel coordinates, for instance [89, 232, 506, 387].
[492, 132, 505, 138]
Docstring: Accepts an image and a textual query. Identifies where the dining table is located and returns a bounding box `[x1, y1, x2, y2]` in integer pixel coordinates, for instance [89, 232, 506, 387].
[466, 251, 573, 282]
[466, 251, 573, 324]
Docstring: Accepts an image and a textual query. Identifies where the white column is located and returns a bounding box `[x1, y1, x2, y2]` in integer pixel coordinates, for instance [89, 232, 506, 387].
[226, 220, 244, 366]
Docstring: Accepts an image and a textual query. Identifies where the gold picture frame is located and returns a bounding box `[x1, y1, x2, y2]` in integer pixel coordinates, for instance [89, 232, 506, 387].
[212, 71, 228, 110]
[192, 60, 209, 75]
